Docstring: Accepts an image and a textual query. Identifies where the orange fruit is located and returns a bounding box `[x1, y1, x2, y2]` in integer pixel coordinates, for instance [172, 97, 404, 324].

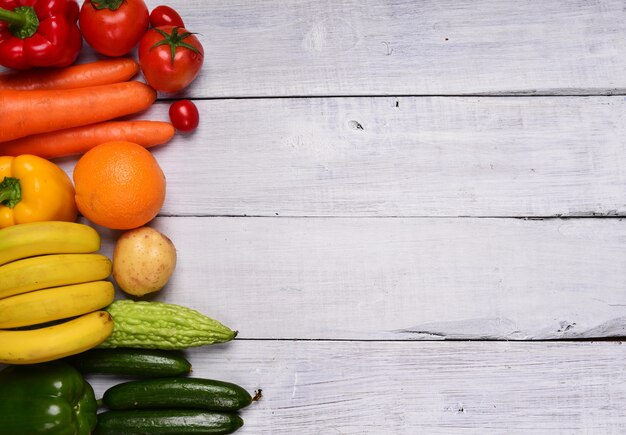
[73, 141, 166, 230]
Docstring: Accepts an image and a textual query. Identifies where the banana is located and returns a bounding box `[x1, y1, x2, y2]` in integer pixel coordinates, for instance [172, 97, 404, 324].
[0, 221, 101, 266]
[0, 253, 112, 299]
[0, 281, 115, 329]
[0, 311, 114, 364]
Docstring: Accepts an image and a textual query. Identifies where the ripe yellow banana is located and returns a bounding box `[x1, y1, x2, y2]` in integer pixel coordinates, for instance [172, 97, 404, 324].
[0, 221, 101, 266]
[0, 253, 112, 299]
[0, 311, 114, 364]
[0, 281, 115, 329]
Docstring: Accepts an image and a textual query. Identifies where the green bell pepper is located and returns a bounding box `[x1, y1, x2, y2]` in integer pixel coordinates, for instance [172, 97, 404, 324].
[0, 361, 97, 435]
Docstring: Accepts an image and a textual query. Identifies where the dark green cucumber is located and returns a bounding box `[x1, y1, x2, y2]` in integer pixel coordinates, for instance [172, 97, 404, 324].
[66, 348, 192, 377]
[103, 377, 253, 412]
[94, 410, 243, 435]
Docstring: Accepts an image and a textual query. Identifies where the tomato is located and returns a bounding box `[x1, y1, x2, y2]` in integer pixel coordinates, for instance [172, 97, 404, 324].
[79, 0, 149, 57]
[138, 25, 204, 93]
[169, 100, 199, 132]
[149, 5, 184, 28]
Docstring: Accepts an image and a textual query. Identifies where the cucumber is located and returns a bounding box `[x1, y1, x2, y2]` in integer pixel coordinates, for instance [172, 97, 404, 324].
[103, 377, 253, 412]
[66, 348, 192, 377]
[100, 300, 237, 350]
[94, 409, 243, 435]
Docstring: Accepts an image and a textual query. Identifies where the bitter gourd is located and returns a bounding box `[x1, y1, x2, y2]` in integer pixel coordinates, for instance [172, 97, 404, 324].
[100, 300, 237, 350]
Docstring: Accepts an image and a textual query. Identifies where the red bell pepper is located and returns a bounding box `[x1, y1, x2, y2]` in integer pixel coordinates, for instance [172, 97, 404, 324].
[0, 0, 82, 69]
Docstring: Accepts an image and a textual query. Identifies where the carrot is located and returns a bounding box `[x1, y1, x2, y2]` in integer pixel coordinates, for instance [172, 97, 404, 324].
[0, 58, 140, 91]
[0, 81, 157, 142]
[0, 121, 176, 158]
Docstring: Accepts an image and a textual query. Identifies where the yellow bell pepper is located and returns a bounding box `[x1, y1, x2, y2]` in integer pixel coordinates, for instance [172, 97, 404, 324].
[0, 155, 77, 228]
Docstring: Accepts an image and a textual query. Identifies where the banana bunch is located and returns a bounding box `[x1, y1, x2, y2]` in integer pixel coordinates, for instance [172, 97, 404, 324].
[0, 221, 115, 364]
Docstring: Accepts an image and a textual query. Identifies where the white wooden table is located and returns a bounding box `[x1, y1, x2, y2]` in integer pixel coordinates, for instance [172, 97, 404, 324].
[52, 0, 626, 432]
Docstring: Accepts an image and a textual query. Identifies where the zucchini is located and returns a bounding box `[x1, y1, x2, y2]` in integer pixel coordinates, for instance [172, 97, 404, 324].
[100, 300, 237, 350]
[66, 348, 192, 377]
[94, 409, 243, 435]
[103, 377, 253, 412]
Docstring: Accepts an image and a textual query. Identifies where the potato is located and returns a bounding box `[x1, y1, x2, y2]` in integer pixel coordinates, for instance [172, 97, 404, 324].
[113, 226, 177, 297]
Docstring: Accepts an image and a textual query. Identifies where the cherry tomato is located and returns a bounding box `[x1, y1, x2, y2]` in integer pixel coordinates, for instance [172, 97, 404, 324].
[169, 100, 199, 132]
[149, 5, 184, 28]
[138, 25, 204, 93]
[79, 0, 149, 57]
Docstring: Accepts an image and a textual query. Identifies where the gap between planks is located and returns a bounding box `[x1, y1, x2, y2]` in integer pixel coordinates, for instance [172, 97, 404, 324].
[157, 92, 626, 101]
[233, 337, 626, 343]
[155, 214, 626, 219]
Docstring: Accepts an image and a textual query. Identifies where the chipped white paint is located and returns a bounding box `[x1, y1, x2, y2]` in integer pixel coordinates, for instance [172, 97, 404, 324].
[302, 17, 359, 53]
[87, 341, 626, 434]
[91, 216, 626, 340]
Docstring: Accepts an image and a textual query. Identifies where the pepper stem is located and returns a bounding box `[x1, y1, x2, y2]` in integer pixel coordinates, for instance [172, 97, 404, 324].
[0, 6, 39, 39]
[0, 177, 22, 208]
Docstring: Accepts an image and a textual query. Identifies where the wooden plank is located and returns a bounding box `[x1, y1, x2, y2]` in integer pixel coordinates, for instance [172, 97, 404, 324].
[94, 216, 626, 340]
[136, 0, 626, 97]
[88, 340, 626, 434]
[57, 96, 626, 217]
[2, 0, 625, 96]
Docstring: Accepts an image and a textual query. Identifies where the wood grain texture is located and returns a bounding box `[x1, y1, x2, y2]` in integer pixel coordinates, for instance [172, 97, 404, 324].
[92, 216, 626, 340]
[135, 0, 626, 97]
[57, 96, 626, 217]
[88, 340, 626, 434]
[1, 1, 624, 433]
[2, 0, 625, 96]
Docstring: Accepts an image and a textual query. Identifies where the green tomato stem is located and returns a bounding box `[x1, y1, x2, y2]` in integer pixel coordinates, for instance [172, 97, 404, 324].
[151, 27, 203, 65]
[89, 0, 125, 11]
